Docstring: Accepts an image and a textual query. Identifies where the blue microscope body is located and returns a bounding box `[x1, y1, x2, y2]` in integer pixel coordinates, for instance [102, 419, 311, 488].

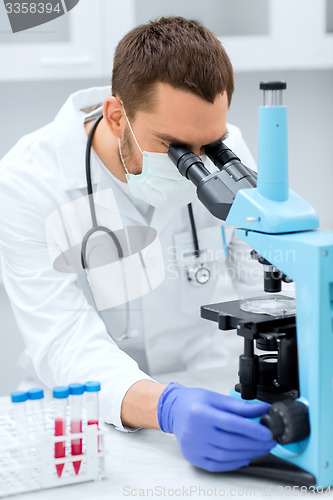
[169, 81, 333, 486]
[225, 84, 333, 487]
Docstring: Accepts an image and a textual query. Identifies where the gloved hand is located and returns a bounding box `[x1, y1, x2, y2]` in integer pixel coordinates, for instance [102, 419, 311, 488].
[157, 382, 275, 472]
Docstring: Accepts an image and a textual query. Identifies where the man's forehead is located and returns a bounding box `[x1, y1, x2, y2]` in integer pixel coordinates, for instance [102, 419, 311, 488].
[151, 129, 228, 147]
[155, 86, 227, 120]
[145, 83, 228, 141]
[132, 83, 228, 147]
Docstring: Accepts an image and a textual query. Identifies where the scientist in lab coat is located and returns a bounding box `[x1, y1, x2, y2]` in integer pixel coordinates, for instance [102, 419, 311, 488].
[0, 17, 275, 472]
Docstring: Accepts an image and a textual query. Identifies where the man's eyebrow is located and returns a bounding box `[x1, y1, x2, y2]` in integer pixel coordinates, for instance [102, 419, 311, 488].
[152, 132, 184, 144]
[152, 130, 229, 145]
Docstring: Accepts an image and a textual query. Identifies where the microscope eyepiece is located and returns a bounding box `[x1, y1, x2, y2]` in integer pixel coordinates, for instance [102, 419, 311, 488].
[168, 144, 210, 186]
[205, 140, 240, 169]
[168, 140, 257, 221]
[167, 144, 192, 171]
[205, 140, 257, 187]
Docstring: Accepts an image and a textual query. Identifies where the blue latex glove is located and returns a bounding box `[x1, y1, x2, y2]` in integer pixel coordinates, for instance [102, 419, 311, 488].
[157, 383, 276, 472]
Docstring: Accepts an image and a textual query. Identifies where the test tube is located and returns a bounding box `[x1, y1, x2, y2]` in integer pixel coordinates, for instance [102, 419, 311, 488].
[27, 388, 45, 435]
[53, 386, 69, 478]
[85, 381, 101, 451]
[68, 383, 84, 475]
[10, 391, 29, 443]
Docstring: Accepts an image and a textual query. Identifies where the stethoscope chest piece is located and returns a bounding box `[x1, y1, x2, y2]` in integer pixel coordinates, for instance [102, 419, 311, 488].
[185, 203, 211, 285]
[186, 262, 211, 285]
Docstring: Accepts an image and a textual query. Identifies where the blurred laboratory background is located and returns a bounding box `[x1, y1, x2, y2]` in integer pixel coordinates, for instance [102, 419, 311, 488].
[0, 0, 332, 395]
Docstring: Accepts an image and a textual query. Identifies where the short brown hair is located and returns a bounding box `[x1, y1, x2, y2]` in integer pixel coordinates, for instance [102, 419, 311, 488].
[112, 16, 234, 118]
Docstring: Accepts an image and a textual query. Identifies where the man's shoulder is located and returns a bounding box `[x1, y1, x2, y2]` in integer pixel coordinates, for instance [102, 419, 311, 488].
[225, 122, 256, 172]
[225, 123, 243, 145]
[0, 85, 109, 181]
[0, 120, 68, 223]
[0, 122, 55, 178]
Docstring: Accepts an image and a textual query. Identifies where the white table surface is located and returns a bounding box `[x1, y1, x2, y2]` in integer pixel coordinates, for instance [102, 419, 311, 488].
[2, 365, 332, 499]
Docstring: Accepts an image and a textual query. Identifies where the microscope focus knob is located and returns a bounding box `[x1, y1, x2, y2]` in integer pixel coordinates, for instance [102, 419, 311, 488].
[260, 400, 310, 444]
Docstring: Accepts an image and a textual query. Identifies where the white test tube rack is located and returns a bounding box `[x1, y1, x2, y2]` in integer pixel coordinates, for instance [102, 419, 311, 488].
[0, 399, 105, 497]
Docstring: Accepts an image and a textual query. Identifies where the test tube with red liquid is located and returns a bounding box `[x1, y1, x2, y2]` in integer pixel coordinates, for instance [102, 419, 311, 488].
[85, 381, 101, 451]
[68, 383, 84, 475]
[53, 386, 69, 478]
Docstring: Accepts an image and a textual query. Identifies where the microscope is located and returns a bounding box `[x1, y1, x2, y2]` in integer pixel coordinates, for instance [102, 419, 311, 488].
[168, 82, 333, 487]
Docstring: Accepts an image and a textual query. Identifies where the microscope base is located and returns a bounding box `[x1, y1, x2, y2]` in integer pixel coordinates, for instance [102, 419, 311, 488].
[238, 453, 316, 487]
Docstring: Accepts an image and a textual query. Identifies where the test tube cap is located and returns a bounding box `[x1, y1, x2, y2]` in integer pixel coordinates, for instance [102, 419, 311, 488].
[53, 386, 70, 398]
[84, 381, 101, 392]
[28, 388, 44, 400]
[69, 383, 85, 395]
[11, 391, 28, 403]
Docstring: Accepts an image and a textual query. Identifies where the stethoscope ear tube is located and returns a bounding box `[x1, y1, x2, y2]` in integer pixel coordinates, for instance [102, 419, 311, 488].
[85, 114, 104, 228]
[81, 225, 124, 270]
[82, 113, 131, 341]
[82, 113, 123, 271]
[187, 203, 200, 258]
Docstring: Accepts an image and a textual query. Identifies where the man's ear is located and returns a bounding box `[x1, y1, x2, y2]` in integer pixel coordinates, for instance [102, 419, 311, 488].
[103, 96, 124, 139]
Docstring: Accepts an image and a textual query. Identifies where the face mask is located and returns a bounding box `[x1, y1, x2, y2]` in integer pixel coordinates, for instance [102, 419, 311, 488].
[119, 103, 197, 209]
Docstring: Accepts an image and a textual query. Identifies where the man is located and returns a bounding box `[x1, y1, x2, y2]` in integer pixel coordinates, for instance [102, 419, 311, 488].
[0, 17, 275, 472]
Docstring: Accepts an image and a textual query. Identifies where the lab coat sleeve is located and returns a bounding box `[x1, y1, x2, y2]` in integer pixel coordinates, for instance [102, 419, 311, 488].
[0, 164, 153, 431]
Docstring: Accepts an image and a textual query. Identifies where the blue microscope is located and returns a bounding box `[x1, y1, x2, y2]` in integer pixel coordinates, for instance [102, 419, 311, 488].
[168, 81, 333, 487]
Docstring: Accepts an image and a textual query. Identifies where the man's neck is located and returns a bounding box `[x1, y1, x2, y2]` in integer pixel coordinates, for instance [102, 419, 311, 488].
[84, 118, 127, 182]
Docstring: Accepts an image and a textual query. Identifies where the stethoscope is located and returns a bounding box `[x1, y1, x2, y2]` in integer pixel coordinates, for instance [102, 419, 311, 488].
[82, 113, 130, 341]
[81, 114, 211, 336]
[186, 203, 211, 285]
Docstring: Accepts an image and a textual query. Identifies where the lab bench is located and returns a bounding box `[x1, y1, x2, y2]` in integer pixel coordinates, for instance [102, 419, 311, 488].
[1, 366, 332, 499]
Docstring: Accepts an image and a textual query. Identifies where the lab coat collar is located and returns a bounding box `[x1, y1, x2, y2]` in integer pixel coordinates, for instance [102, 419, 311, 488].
[149, 204, 175, 235]
[53, 86, 111, 192]
[100, 171, 175, 233]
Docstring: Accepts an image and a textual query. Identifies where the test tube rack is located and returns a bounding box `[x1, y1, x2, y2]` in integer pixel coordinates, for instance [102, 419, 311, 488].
[0, 396, 105, 497]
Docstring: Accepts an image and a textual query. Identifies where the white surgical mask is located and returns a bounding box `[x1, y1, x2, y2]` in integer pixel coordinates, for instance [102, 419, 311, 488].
[119, 103, 197, 209]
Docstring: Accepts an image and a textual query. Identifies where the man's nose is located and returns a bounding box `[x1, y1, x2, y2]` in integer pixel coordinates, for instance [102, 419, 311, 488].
[192, 147, 204, 157]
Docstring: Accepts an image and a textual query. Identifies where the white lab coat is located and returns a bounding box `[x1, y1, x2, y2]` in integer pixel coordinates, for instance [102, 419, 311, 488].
[0, 87, 261, 430]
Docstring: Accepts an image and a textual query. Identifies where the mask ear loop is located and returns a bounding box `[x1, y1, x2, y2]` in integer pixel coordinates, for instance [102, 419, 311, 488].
[118, 139, 130, 175]
[120, 100, 144, 155]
